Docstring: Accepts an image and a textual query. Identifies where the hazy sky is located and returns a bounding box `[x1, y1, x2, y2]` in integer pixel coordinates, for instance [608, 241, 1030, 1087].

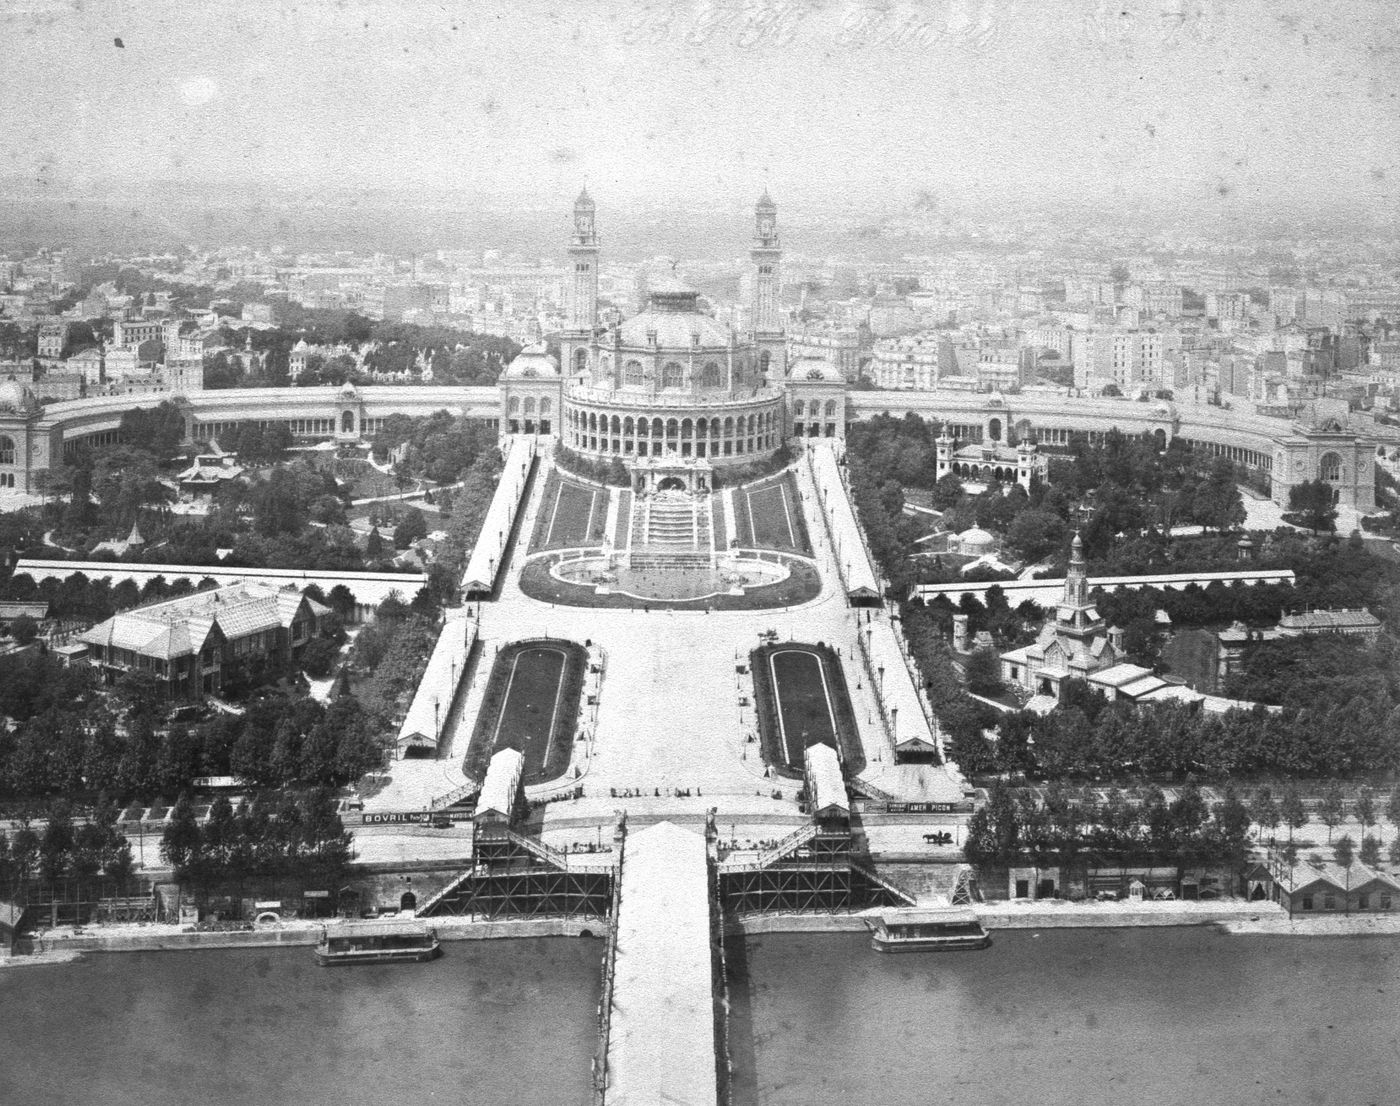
[3, 0, 1398, 216]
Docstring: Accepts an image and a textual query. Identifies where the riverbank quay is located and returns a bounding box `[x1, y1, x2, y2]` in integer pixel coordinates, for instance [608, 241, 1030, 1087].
[725, 899, 1290, 937]
[974, 898, 1281, 929]
[1219, 912, 1400, 937]
[3, 915, 602, 963]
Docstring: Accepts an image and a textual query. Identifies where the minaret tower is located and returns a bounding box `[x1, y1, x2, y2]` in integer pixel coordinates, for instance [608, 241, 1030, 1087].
[568, 187, 599, 332]
[562, 188, 600, 383]
[1057, 531, 1104, 640]
[750, 189, 786, 380]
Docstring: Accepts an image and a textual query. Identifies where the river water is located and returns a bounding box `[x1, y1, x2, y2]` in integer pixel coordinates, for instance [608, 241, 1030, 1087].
[3, 929, 1397, 1106]
[0, 938, 602, 1106]
[728, 928, 1400, 1106]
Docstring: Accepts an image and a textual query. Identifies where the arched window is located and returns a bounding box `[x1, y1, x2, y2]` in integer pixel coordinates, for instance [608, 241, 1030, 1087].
[661, 362, 684, 389]
[524, 396, 536, 415]
[623, 417, 634, 436]
[0, 435, 15, 465]
[724, 416, 734, 437]
[988, 416, 1002, 442]
[695, 419, 707, 439]
[681, 418, 693, 438]
[700, 361, 721, 388]
[793, 400, 805, 418]
[608, 415, 618, 435]
[825, 399, 837, 418]
[666, 418, 679, 439]
[624, 359, 644, 387]
[710, 418, 721, 439]
[573, 348, 588, 375]
[1320, 452, 1343, 482]
[539, 397, 552, 417]
[341, 410, 355, 434]
[638, 418, 649, 437]
[588, 412, 598, 433]
[652, 417, 663, 439]
[508, 397, 520, 415]
[759, 350, 771, 376]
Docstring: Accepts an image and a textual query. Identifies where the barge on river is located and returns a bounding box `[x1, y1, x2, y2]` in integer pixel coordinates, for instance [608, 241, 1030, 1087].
[869, 907, 990, 952]
[315, 921, 441, 965]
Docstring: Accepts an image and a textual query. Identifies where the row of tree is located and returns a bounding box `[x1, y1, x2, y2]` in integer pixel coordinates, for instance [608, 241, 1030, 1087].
[0, 672, 381, 802]
[160, 789, 351, 885]
[966, 780, 1253, 869]
[0, 798, 134, 892]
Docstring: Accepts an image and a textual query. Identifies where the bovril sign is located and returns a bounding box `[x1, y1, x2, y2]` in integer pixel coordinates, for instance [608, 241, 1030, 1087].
[358, 811, 468, 826]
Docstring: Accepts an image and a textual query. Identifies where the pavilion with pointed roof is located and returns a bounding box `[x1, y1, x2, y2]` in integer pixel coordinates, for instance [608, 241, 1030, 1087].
[998, 532, 1127, 701]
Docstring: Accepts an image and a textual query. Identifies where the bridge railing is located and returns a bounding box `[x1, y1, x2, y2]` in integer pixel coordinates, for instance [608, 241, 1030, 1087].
[717, 822, 819, 873]
[592, 842, 624, 1104]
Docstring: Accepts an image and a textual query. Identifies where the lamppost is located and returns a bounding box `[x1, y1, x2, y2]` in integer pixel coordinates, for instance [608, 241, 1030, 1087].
[877, 665, 885, 698]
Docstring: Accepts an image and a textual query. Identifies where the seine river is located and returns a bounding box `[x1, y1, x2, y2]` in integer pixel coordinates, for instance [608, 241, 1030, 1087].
[729, 928, 1400, 1106]
[0, 938, 602, 1106]
[3, 929, 1398, 1106]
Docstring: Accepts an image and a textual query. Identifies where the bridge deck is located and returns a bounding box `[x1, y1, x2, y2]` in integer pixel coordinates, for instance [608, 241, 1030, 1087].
[605, 821, 717, 1106]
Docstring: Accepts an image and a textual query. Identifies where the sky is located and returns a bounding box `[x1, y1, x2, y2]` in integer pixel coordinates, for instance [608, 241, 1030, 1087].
[2, 0, 1399, 219]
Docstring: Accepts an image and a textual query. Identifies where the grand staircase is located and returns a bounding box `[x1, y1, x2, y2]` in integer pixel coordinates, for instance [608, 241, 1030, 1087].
[628, 492, 714, 568]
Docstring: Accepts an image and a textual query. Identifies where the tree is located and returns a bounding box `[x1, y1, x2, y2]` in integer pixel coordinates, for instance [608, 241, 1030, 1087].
[1355, 786, 1376, 841]
[8, 825, 39, 895]
[930, 472, 964, 511]
[964, 648, 1003, 697]
[1288, 479, 1338, 533]
[9, 613, 38, 645]
[1359, 833, 1381, 869]
[1318, 782, 1345, 843]
[160, 794, 203, 877]
[1213, 787, 1252, 866]
[365, 526, 385, 559]
[1004, 509, 1066, 564]
[1333, 833, 1356, 913]
[38, 801, 74, 882]
[1280, 786, 1307, 842]
[1250, 786, 1280, 844]
[1386, 787, 1400, 839]
[392, 508, 428, 550]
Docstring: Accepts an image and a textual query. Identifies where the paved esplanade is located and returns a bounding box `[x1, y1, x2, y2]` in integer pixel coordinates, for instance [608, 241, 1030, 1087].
[604, 821, 718, 1106]
[365, 439, 963, 849]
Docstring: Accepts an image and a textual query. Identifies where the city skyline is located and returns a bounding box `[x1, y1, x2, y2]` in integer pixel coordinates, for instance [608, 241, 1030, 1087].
[2, 0, 1398, 221]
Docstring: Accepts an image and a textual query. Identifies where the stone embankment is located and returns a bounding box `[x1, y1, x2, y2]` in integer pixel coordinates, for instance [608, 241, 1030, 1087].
[5, 916, 600, 963]
[975, 898, 1278, 930]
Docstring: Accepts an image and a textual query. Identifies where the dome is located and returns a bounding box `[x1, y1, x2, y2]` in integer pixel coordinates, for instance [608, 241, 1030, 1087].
[504, 342, 560, 378]
[339, 380, 358, 397]
[616, 297, 734, 350]
[0, 377, 36, 414]
[986, 390, 1006, 407]
[957, 527, 997, 553]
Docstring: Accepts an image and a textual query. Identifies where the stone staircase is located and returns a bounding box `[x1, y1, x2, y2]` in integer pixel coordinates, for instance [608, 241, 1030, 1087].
[629, 493, 713, 563]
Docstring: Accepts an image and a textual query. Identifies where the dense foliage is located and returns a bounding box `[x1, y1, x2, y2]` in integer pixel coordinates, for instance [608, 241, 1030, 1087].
[339, 593, 441, 732]
[844, 412, 1250, 592]
[0, 651, 381, 801]
[0, 798, 135, 891]
[160, 788, 351, 885]
[965, 779, 1252, 871]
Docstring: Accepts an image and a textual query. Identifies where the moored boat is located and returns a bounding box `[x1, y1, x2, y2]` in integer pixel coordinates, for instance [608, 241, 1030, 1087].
[868, 907, 990, 952]
[314, 921, 441, 965]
